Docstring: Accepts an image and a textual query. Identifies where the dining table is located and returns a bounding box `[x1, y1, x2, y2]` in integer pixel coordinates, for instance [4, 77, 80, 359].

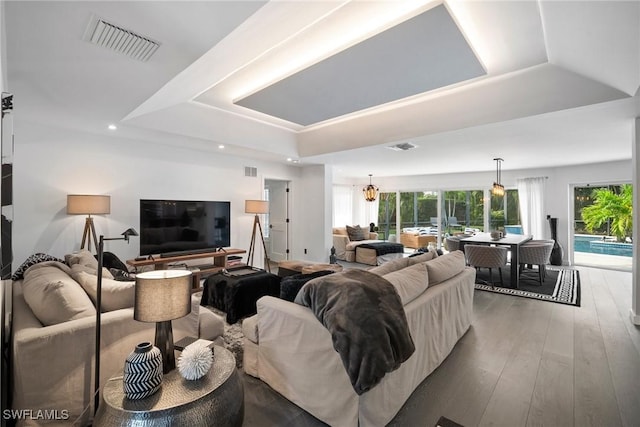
[458, 232, 533, 289]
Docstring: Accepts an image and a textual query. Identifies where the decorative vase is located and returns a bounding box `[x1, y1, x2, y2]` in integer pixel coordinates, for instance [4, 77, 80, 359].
[123, 342, 163, 400]
[548, 217, 563, 266]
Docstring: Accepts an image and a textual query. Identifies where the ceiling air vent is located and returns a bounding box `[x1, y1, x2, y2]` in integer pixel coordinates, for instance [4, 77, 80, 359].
[84, 16, 160, 62]
[244, 166, 258, 177]
[387, 142, 418, 151]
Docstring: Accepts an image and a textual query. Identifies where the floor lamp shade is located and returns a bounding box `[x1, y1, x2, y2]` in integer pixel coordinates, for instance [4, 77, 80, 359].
[67, 194, 111, 215]
[134, 270, 192, 373]
[67, 194, 111, 252]
[245, 199, 269, 214]
[245, 199, 270, 272]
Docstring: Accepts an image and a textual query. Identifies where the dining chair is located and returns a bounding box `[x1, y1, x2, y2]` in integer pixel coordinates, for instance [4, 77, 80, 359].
[464, 244, 508, 288]
[518, 240, 555, 285]
[445, 236, 460, 252]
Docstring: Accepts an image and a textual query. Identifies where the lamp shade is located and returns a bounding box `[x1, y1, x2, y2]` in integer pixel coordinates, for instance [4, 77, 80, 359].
[134, 270, 192, 322]
[245, 200, 269, 214]
[67, 194, 111, 215]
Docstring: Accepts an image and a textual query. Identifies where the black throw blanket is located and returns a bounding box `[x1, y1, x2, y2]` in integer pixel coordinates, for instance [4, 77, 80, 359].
[294, 269, 415, 395]
[358, 241, 404, 256]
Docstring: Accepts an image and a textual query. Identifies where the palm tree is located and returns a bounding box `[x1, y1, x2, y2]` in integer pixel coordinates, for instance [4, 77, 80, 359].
[581, 184, 633, 242]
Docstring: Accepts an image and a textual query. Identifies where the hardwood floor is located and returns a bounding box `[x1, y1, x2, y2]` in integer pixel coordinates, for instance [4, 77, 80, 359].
[242, 267, 640, 427]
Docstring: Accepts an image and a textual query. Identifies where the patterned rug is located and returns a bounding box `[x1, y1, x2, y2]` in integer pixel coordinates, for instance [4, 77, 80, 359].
[474, 267, 581, 306]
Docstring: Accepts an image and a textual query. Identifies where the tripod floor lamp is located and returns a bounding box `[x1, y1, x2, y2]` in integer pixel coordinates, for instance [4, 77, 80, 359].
[67, 194, 111, 253]
[245, 200, 270, 272]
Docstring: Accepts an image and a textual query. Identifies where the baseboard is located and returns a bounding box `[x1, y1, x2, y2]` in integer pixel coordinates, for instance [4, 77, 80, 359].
[630, 308, 640, 325]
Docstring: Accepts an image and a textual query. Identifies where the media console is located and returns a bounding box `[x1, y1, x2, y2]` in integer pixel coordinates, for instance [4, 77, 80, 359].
[126, 248, 247, 290]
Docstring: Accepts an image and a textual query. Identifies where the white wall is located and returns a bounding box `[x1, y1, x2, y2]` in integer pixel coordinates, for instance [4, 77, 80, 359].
[12, 120, 324, 268]
[291, 164, 333, 263]
[353, 159, 633, 264]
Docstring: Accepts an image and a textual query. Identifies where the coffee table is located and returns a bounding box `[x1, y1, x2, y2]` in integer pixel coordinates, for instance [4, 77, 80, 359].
[202, 268, 281, 323]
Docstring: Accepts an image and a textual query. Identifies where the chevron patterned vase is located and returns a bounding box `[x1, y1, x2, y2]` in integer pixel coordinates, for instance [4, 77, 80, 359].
[123, 342, 163, 400]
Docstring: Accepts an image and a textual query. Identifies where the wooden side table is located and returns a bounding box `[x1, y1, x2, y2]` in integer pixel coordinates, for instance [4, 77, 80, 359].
[94, 345, 243, 427]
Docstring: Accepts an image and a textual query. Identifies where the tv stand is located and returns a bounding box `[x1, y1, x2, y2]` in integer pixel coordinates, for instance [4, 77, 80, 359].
[127, 248, 246, 290]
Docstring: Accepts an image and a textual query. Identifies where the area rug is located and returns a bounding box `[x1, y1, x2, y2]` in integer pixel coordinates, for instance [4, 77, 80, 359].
[206, 306, 244, 369]
[474, 267, 580, 306]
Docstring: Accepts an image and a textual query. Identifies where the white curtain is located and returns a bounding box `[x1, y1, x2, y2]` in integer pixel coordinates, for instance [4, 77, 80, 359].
[332, 185, 353, 227]
[517, 177, 548, 239]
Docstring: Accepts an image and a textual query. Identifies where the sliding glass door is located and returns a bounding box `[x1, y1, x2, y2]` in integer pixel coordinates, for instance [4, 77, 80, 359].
[573, 183, 632, 270]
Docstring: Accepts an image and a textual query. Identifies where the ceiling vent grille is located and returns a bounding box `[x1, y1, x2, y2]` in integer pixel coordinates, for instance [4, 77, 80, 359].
[84, 16, 160, 62]
[387, 142, 418, 151]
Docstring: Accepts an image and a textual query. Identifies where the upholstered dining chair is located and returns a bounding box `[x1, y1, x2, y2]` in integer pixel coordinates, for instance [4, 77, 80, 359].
[518, 240, 555, 285]
[445, 236, 460, 253]
[464, 244, 508, 288]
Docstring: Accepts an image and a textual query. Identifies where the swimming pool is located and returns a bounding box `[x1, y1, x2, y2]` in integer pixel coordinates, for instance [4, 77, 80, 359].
[574, 234, 633, 257]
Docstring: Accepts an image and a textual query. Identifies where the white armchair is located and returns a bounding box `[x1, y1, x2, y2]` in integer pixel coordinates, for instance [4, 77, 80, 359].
[332, 226, 379, 262]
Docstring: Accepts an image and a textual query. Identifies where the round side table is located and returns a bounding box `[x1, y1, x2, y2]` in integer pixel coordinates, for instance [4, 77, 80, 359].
[95, 345, 243, 427]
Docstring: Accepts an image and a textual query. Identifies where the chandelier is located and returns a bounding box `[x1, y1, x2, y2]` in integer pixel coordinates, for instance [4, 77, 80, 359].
[363, 174, 379, 202]
[492, 158, 505, 196]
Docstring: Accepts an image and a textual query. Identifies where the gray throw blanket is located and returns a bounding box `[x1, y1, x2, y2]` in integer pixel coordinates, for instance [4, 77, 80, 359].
[294, 269, 415, 395]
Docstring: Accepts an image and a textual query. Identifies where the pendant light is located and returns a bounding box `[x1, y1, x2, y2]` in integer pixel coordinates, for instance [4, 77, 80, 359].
[492, 158, 505, 196]
[363, 174, 379, 202]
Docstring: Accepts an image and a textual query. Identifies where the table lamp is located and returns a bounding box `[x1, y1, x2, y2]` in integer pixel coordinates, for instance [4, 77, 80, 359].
[67, 194, 111, 252]
[245, 199, 270, 272]
[134, 270, 192, 374]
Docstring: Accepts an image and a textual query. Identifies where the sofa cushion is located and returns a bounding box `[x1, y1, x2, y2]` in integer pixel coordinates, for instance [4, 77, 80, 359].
[425, 251, 466, 285]
[346, 225, 365, 241]
[65, 250, 114, 279]
[71, 269, 135, 312]
[11, 253, 64, 281]
[21, 261, 96, 326]
[407, 251, 437, 264]
[369, 257, 409, 275]
[383, 262, 429, 305]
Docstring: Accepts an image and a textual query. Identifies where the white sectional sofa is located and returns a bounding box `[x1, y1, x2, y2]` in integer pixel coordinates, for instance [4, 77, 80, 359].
[9, 252, 225, 426]
[243, 251, 475, 426]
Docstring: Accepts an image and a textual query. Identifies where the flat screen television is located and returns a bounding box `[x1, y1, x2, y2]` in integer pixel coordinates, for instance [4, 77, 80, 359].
[139, 199, 231, 256]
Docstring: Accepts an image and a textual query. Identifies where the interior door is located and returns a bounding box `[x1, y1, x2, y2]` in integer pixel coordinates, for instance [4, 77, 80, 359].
[266, 180, 289, 262]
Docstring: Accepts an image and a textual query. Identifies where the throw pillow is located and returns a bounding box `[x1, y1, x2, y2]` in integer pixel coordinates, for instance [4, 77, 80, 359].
[66, 249, 114, 279]
[71, 269, 135, 312]
[11, 253, 64, 281]
[407, 251, 437, 264]
[65, 249, 97, 268]
[383, 262, 429, 305]
[99, 251, 129, 272]
[425, 250, 466, 286]
[346, 225, 365, 241]
[21, 262, 96, 326]
[368, 257, 411, 275]
[280, 270, 334, 302]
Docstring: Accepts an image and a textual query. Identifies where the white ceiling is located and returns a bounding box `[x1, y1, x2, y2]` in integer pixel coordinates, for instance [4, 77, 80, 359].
[5, 1, 640, 179]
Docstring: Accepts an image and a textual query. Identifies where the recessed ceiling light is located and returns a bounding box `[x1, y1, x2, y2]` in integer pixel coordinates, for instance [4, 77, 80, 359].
[108, 124, 117, 130]
[218, 144, 225, 149]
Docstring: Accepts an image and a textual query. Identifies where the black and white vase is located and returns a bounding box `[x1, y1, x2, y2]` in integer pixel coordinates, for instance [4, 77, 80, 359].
[123, 342, 163, 400]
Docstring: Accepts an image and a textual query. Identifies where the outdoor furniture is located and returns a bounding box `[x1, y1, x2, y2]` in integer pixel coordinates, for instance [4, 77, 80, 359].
[464, 244, 508, 288]
[519, 240, 555, 285]
[447, 217, 462, 229]
[458, 232, 533, 288]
